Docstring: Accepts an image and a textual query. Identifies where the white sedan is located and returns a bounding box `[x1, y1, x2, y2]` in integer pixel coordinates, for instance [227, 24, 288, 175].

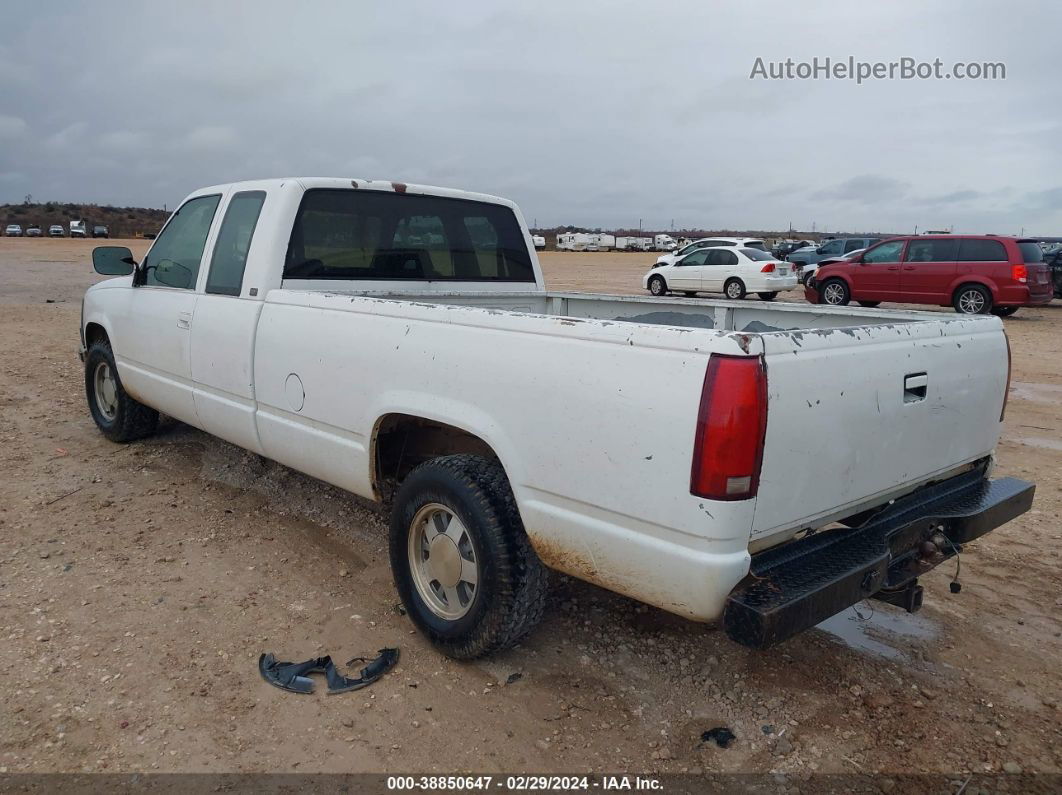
[642, 246, 798, 300]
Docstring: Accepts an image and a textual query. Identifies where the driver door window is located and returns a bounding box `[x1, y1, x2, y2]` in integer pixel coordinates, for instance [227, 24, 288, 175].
[819, 240, 844, 258]
[143, 195, 221, 288]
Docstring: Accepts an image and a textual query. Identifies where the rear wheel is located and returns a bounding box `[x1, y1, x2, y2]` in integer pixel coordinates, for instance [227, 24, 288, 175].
[858, 301, 881, 308]
[648, 275, 667, 296]
[84, 340, 159, 443]
[724, 278, 747, 300]
[991, 306, 1019, 317]
[820, 278, 850, 306]
[757, 292, 777, 301]
[953, 284, 992, 315]
[801, 271, 815, 286]
[390, 455, 549, 659]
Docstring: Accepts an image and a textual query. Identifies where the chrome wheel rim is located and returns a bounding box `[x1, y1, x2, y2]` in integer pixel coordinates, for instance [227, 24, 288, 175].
[726, 282, 742, 299]
[407, 503, 479, 620]
[958, 290, 985, 314]
[650, 278, 663, 295]
[93, 362, 118, 421]
[822, 283, 845, 304]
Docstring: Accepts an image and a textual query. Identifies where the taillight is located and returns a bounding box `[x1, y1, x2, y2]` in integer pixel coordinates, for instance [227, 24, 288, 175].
[760, 263, 776, 273]
[690, 355, 768, 501]
[1011, 264, 1027, 283]
[1001, 332, 1011, 421]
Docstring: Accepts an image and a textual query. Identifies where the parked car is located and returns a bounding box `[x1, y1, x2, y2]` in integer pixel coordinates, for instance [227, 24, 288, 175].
[70, 220, 87, 238]
[806, 235, 1052, 315]
[49, 225, 65, 237]
[5, 224, 23, 237]
[771, 240, 814, 259]
[654, 237, 767, 268]
[794, 247, 865, 284]
[25, 225, 42, 237]
[93, 225, 110, 239]
[81, 177, 1032, 658]
[644, 246, 798, 300]
[787, 237, 881, 278]
[1042, 244, 1062, 298]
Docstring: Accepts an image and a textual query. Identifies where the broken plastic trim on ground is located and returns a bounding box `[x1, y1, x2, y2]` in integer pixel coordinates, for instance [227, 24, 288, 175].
[258, 648, 399, 694]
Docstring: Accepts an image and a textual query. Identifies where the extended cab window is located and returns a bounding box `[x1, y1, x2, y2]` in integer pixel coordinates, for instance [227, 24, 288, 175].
[957, 239, 1006, 261]
[206, 191, 266, 296]
[819, 240, 844, 256]
[284, 189, 534, 282]
[143, 194, 221, 288]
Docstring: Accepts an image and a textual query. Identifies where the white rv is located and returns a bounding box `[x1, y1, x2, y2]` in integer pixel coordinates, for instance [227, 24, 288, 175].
[556, 232, 594, 251]
[531, 234, 546, 249]
[654, 234, 677, 251]
[589, 233, 615, 251]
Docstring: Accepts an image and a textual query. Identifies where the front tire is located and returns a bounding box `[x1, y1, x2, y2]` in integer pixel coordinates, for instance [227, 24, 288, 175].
[820, 278, 851, 306]
[648, 275, 667, 296]
[84, 340, 159, 443]
[858, 301, 881, 308]
[724, 278, 747, 300]
[953, 284, 992, 315]
[757, 292, 777, 301]
[390, 455, 549, 659]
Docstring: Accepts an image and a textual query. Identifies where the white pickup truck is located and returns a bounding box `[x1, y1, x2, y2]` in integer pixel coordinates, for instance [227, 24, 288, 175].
[81, 178, 1034, 658]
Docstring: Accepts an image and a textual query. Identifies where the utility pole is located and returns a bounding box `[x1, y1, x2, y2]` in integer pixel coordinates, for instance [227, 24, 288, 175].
[638, 218, 642, 233]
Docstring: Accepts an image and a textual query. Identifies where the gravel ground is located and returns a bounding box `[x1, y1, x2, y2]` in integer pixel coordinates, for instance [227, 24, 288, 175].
[0, 239, 1060, 778]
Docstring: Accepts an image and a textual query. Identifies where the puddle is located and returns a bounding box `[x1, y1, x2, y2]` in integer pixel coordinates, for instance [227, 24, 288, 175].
[1013, 436, 1062, 452]
[1008, 381, 1062, 405]
[816, 604, 937, 661]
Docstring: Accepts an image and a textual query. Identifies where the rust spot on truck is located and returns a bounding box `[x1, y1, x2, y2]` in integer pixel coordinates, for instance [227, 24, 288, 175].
[391, 182, 408, 194]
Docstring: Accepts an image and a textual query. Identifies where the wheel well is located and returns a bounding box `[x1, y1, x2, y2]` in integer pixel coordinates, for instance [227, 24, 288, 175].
[85, 322, 109, 347]
[952, 280, 994, 300]
[371, 414, 500, 501]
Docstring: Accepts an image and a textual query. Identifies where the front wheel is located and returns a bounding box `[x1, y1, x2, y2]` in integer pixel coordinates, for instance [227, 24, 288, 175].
[390, 455, 549, 659]
[820, 278, 851, 306]
[682, 291, 697, 297]
[953, 284, 992, 315]
[724, 278, 747, 300]
[648, 275, 667, 296]
[756, 292, 777, 301]
[801, 271, 815, 286]
[858, 301, 881, 308]
[84, 340, 159, 443]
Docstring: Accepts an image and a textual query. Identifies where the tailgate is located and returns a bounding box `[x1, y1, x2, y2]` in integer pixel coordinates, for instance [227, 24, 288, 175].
[751, 317, 1008, 543]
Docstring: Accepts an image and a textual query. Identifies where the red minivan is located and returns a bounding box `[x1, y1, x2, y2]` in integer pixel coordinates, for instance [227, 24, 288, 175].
[805, 235, 1053, 316]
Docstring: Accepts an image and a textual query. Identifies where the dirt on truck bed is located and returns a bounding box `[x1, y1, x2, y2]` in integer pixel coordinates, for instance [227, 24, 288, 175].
[1, 239, 1061, 780]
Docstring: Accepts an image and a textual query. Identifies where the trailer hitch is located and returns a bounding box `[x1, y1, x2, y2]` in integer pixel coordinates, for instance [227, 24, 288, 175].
[871, 580, 924, 613]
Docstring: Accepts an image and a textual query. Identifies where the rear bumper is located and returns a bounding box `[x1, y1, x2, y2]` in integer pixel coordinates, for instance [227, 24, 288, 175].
[723, 465, 1034, 648]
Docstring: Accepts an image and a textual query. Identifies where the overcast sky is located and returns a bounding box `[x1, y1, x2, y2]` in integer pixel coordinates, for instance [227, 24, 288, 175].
[1, 0, 1060, 234]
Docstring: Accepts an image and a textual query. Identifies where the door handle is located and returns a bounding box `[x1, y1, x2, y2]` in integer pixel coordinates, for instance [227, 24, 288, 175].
[903, 266, 916, 270]
[177, 311, 192, 330]
[904, 372, 928, 403]
[887, 266, 900, 270]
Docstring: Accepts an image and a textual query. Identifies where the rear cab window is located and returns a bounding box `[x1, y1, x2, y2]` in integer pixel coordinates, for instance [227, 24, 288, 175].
[744, 240, 766, 251]
[206, 191, 266, 295]
[285, 189, 534, 282]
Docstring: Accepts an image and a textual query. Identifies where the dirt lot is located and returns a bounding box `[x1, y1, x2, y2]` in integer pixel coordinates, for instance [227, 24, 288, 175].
[1, 239, 1060, 778]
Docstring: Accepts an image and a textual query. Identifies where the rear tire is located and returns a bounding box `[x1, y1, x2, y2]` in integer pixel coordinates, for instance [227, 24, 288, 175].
[991, 306, 1019, 317]
[858, 301, 881, 308]
[84, 340, 159, 443]
[801, 271, 815, 286]
[648, 275, 667, 296]
[756, 292, 777, 301]
[953, 284, 992, 315]
[390, 454, 549, 660]
[682, 291, 697, 297]
[724, 278, 747, 300]
[820, 278, 851, 306]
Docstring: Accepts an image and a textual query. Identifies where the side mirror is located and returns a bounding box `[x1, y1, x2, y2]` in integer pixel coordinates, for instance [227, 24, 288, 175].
[92, 246, 136, 276]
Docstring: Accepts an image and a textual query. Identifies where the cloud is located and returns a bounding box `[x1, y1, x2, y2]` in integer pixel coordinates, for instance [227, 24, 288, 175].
[177, 125, 239, 152]
[99, 130, 149, 152]
[0, 114, 28, 139]
[813, 175, 909, 204]
[43, 122, 88, 150]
